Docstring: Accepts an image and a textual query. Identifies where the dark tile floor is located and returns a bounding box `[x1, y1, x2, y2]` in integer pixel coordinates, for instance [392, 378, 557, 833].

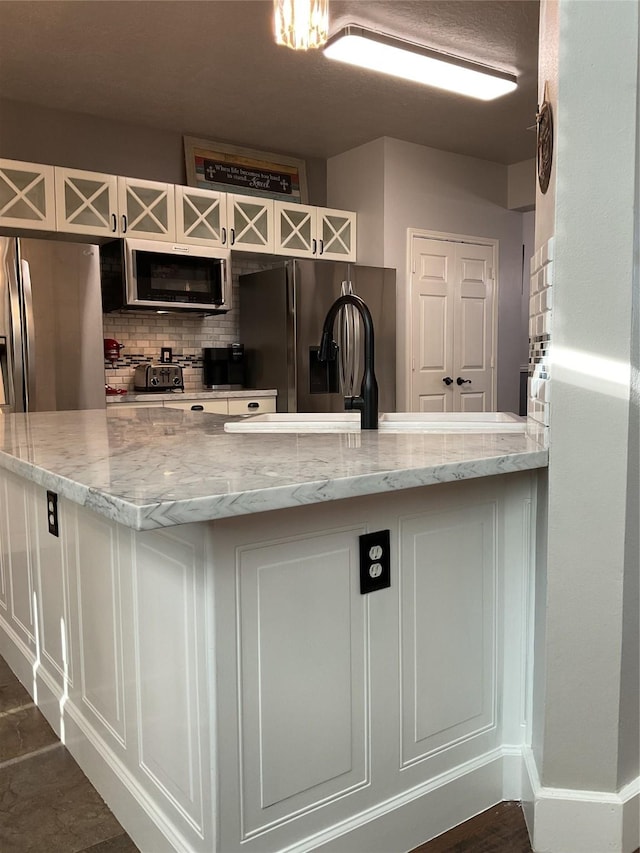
[5, 654, 624, 853]
[0, 656, 138, 853]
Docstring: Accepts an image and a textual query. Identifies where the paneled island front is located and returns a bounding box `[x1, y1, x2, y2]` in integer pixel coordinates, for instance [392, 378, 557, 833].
[0, 407, 547, 853]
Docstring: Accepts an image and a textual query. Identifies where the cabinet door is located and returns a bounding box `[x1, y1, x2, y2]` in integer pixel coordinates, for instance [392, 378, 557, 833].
[227, 526, 368, 839]
[0, 159, 56, 231]
[317, 207, 357, 262]
[227, 397, 276, 415]
[175, 186, 228, 247]
[118, 177, 175, 241]
[227, 194, 273, 253]
[55, 167, 119, 237]
[164, 400, 228, 414]
[274, 201, 316, 258]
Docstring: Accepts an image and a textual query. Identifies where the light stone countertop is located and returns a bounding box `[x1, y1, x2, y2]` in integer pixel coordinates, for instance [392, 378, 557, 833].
[105, 388, 277, 403]
[0, 408, 548, 530]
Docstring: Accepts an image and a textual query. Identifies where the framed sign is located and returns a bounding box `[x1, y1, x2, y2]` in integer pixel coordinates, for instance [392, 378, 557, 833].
[184, 136, 308, 204]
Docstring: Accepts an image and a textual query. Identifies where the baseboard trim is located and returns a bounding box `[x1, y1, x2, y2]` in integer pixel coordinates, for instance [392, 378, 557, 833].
[282, 747, 521, 853]
[523, 747, 640, 853]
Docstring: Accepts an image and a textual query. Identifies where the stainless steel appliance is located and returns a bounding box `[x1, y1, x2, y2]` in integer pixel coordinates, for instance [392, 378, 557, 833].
[0, 237, 106, 413]
[100, 238, 231, 313]
[239, 260, 396, 413]
[134, 363, 184, 392]
[203, 344, 245, 390]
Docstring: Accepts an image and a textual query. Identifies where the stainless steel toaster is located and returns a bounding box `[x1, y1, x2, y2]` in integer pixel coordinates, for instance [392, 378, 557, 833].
[134, 363, 184, 392]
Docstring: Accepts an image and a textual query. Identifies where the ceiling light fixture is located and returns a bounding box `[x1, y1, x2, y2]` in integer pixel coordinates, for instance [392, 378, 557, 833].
[274, 0, 329, 50]
[323, 25, 517, 101]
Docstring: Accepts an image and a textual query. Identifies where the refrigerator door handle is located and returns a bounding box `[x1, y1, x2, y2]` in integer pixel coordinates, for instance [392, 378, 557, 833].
[5, 241, 26, 412]
[20, 258, 36, 410]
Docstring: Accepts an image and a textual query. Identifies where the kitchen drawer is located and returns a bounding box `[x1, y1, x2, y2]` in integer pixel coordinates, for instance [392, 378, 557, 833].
[164, 400, 228, 414]
[228, 397, 276, 415]
[112, 402, 164, 408]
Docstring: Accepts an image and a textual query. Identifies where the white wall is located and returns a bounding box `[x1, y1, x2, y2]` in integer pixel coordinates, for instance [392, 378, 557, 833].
[508, 159, 536, 211]
[328, 137, 526, 412]
[0, 98, 328, 206]
[324, 138, 385, 268]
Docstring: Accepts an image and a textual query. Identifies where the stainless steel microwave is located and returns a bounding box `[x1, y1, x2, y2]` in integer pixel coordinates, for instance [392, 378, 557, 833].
[100, 238, 231, 313]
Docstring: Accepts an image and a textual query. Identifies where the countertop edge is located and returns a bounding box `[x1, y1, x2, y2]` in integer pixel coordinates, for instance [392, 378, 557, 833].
[0, 446, 548, 531]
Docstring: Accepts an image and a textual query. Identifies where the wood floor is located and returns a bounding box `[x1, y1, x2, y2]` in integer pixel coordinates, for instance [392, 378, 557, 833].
[410, 801, 532, 852]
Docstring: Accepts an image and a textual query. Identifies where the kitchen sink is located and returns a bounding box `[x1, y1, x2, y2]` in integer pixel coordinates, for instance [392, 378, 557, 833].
[223, 411, 525, 434]
[224, 412, 362, 433]
[377, 412, 525, 432]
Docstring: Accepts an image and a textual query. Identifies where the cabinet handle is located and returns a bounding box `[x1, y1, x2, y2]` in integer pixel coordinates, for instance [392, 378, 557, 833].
[442, 376, 454, 386]
[111, 213, 117, 232]
[319, 239, 324, 255]
[312, 238, 317, 255]
[230, 228, 236, 246]
[247, 401, 259, 409]
[456, 377, 472, 385]
[222, 226, 227, 245]
[191, 405, 204, 411]
[122, 215, 127, 233]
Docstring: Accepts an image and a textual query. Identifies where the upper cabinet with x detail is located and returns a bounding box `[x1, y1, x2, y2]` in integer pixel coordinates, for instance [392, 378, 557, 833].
[55, 167, 176, 241]
[0, 159, 57, 232]
[275, 201, 356, 262]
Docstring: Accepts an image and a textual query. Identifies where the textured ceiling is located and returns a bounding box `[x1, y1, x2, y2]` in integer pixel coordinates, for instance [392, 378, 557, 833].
[0, 0, 539, 165]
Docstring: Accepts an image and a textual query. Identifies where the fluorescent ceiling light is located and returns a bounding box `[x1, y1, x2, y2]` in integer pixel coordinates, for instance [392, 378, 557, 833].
[323, 26, 517, 101]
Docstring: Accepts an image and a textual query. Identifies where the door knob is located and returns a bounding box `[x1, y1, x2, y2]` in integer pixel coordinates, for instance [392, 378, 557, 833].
[456, 377, 472, 385]
[442, 376, 454, 386]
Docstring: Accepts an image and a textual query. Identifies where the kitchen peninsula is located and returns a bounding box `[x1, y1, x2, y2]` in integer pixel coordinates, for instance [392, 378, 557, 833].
[0, 407, 547, 853]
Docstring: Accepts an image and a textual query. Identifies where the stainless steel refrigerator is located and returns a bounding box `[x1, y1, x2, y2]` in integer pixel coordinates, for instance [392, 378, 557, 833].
[0, 237, 106, 413]
[240, 260, 396, 414]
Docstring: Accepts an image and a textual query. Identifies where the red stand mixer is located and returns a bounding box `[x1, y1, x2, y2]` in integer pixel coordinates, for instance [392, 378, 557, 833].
[104, 338, 127, 396]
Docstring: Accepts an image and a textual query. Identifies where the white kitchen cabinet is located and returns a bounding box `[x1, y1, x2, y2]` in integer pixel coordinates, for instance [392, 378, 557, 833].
[175, 185, 228, 247]
[227, 396, 275, 415]
[213, 474, 533, 852]
[113, 396, 276, 415]
[227, 193, 274, 254]
[118, 176, 175, 241]
[0, 472, 37, 651]
[55, 167, 119, 237]
[55, 168, 175, 241]
[177, 188, 275, 253]
[275, 201, 357, 261]
[164, 399, 228, 414]
[0, 158, 57, 232]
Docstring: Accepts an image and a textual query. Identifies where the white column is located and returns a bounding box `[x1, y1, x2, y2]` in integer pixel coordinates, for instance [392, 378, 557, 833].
[527, 2, 640, 851]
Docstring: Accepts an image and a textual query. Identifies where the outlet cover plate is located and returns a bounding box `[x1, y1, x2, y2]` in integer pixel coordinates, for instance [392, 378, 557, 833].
[359, 529, 391, 594]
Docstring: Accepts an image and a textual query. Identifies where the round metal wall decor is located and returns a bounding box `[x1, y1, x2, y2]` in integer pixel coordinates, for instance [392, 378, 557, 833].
[536, 90, 553, 194]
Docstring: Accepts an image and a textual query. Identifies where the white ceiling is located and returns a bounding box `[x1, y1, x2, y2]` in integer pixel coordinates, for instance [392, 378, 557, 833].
[0, 0, 539, 166]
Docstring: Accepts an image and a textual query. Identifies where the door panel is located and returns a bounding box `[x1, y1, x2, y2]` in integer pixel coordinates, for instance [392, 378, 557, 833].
[411, 236, 495, 412]
[411, 243, 454, 412]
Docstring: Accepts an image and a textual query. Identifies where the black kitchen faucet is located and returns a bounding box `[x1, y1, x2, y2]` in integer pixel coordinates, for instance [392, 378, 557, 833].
[318, 293, 379, 429]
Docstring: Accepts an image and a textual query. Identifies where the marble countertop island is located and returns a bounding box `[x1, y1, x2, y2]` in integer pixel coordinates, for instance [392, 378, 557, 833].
[0, 407, 548, 530]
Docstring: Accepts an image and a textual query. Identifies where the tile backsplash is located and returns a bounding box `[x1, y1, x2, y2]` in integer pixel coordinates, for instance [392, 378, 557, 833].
[103, 256, 277, 393]
[528, 236, 554, 427]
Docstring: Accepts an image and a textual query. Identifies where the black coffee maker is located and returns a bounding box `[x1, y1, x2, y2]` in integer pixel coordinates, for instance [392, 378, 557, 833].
[203, 344, 245, 389]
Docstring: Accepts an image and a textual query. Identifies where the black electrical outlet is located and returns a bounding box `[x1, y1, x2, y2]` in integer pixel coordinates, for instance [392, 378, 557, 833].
[359, 529, 391, 594]
[46, 490, 59, 537]
[160, 347, 173, 363]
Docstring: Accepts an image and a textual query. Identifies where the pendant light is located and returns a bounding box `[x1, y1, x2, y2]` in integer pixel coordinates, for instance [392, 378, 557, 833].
[274, 0, 329, 50]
